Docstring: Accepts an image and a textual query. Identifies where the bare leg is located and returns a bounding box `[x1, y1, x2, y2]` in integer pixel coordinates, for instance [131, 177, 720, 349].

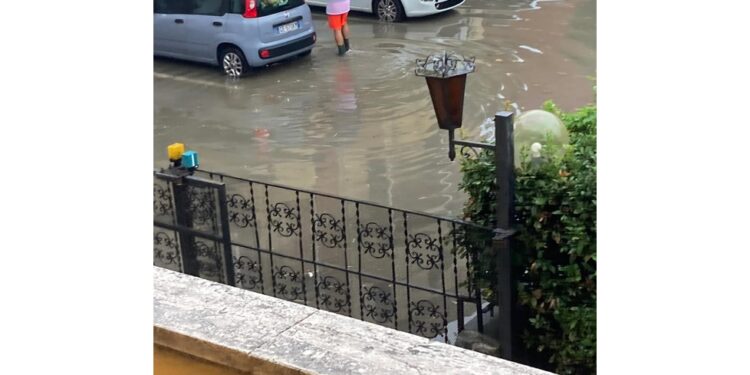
[342, 23, 350, 40]
[342, 23, 350, 51]
[333, 29, 344, 46]
[333, 29, 346, 55]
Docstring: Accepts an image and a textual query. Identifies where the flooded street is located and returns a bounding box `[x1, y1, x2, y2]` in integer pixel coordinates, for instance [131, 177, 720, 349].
[154, 0, 596, 217]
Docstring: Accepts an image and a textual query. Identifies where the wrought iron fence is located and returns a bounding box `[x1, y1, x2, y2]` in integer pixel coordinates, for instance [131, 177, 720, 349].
[154, 169, 494, 343]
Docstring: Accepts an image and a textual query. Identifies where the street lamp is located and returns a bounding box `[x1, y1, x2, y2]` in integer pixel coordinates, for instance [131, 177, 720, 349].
[416, 51, 476, 161]
[416, 52, 516, 361]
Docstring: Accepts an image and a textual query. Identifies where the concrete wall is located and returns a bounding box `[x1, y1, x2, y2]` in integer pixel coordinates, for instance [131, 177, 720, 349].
[153, 266, 554, 375]
[155, 344, 250, 375]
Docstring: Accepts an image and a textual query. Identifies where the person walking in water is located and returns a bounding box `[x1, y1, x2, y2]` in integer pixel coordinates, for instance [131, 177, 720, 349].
[326, 0, 351, 56]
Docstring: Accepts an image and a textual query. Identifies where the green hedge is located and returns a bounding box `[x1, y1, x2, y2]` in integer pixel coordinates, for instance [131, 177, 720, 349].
[457, 101, 596, 374]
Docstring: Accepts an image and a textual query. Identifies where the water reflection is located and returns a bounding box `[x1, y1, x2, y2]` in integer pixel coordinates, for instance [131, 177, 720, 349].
[333, 59, 358, 113]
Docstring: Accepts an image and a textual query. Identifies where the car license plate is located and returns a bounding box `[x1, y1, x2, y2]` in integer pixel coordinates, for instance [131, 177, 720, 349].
[277, 21, 299, 34]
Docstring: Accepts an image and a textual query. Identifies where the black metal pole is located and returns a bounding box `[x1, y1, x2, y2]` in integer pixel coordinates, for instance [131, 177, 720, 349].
[215, 183, 236, 287]
[494, 111, 515, 360]
[448, 128, 456, 161]
[173, 179, 200, 277]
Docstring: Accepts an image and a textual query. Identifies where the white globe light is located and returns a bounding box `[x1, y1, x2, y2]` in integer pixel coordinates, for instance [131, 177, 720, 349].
[513, 109, 569, 167]
[530, 142, 543, 158]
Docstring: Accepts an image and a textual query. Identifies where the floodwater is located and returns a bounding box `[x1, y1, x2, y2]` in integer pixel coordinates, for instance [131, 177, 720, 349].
[154, 0, 596, 218]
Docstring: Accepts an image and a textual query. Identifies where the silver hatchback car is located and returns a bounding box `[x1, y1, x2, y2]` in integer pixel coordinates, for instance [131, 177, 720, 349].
[154, 0, 317, 76]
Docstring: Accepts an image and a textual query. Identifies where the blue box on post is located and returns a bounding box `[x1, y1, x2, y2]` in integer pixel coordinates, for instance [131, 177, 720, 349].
[181, 150, 199, 170]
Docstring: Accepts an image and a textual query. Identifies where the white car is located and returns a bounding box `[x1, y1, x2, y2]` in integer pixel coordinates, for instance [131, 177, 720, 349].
[305, 0, 465, 22]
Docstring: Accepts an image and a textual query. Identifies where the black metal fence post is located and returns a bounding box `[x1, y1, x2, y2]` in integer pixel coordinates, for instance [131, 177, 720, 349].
[494, 111, 515, 360]
[216, 185, 236, 287]
[172, 179, 200, 277]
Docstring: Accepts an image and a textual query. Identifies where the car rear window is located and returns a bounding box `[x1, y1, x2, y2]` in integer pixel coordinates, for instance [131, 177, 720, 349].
[228, 0, 244, 13]
[154, 0, 183, 14]
[185, 0, 225, 16]
[259, 0, 305, 16]
[155, 0, 226, 15]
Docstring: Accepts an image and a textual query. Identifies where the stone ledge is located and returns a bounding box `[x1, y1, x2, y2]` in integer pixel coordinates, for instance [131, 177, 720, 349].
[153, 267, 554, 375]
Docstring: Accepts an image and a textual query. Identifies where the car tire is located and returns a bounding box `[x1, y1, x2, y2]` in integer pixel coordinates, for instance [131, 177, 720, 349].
[219, 46, 250, 77]
[374, 0, 405, 23]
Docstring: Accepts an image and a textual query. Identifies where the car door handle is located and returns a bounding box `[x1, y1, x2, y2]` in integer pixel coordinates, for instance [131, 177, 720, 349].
[174, 19, 184, 24]
[213, 21, 223, 27]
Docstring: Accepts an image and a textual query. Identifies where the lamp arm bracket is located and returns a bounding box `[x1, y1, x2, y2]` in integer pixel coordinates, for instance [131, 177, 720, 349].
[452, 139, 495, 151]
[447, 130, 496, 161]
[493, 227, 517, 241]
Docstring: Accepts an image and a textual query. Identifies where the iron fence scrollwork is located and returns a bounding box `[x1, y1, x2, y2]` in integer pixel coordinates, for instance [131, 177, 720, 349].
[273, 265, 304, 302]
[227, 193, 256, 229]
[154, 169, 495, 345]
[234, 255, 262, 291]
[360, 222, 393, 259]
[153, 230, 180, 271]
[362, 286, 396, 324]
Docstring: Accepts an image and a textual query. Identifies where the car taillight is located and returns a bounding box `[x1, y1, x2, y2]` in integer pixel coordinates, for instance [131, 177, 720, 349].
[260, 49, 270, 58]
[243, 0, 258, 18]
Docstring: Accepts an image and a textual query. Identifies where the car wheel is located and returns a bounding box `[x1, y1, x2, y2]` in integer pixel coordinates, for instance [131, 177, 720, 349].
[219, 46, 249, 77]
[374, 0, 405, 22]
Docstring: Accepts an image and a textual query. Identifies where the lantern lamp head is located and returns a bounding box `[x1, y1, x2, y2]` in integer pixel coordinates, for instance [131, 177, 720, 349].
[415, 51, 476, 79]
[415, 51, 476, 131]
